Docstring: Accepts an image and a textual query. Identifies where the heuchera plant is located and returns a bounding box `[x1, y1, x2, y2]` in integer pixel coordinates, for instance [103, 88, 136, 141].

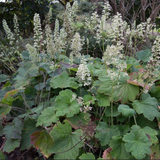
[0, 1, 160, 159]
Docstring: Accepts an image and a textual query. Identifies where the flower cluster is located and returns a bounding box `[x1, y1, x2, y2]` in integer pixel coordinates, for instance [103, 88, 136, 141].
[107, 13, 128, 42]
[62, 2, 78, 39]
[33, 13, 44, 52]
[70, 32, 83, 62]
[76, 57, 91, 86]
[54, 19, 67, 54]
[102, 42, 126, 69]
[146, 35, 160, 80]
[13, 14, 20, 42]
[2, 19, 15, 45]
[26, 44, 38, 62]
[45, 24, 55, 59]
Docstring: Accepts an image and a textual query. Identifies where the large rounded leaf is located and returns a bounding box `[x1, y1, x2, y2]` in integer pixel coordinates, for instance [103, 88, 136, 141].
[50, 71, 78, 89]
[49, 121, 83, 159]
[118, 105, 135, 117]
[98, 75, 139, 103]
[95, 122, 120, 146]
[54, 89, 81, 117]
[133, 94, 160, 121]
[123, 125, 151, 159]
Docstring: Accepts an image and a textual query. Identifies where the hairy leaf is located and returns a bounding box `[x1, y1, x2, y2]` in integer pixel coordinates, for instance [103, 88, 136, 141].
[50, 71, 78, 89]
[142, 126, 158, 144]
[21, 119, 40, 150]
[66, 112, 90, 129]
[133, 94, 160, 121]
[96, 93, 110, 107]
[0, 74, 9, 83]
[36, 107, 58, 127]
[54, 89, 80, 117]
[79, 153, 95, 159]
[118, 105, 135, 117]
[0, 105, 11, 118]
[3, 138, 20, 153]
[137, 49, 151, 62]
[31, 131, 54, 158]
[95, 122, 120, 146]
[49, 121, 83, 159]
[98, 75, 139, 103]
[3, 118, 23, 152]
[123, 125, 151, 159]
[109, 136, 130, 159]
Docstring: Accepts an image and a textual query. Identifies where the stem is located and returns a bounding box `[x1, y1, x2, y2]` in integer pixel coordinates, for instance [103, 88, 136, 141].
[111, 101, 113, 126]
[133, 115, 137, 125]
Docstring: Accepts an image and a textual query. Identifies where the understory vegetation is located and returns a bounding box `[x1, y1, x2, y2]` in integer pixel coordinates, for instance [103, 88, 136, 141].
[0, 0, 160, 159]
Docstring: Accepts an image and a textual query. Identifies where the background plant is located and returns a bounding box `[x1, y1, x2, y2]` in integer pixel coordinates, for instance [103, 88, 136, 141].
[0, 1, 160, 159]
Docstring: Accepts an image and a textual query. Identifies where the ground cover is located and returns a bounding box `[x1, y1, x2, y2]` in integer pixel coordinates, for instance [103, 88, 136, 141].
[0, 1, 160, 159]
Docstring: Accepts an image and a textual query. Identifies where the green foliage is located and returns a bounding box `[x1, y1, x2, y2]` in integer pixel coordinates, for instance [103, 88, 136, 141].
[133, 94, 160, 121]
[0, 1, 160, 159]
[118, 105, 135, 117]
[79, 152, 95, 159]
[95, 122, 120, 146]
[49, 121, 83, 159]
[50, 71, 79, 89]
[3, 118, 23, 152]
[31, 131, 54, 158]
[110, 136, 130, 159]
[123, 125, 151, 159]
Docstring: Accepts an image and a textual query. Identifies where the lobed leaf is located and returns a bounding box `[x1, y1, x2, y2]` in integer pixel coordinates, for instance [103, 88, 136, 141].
[123, 125, 151, 159]
[50, 71, 79, 89]
[133, 94, 160, 121]
[31, 131, 54, 158]
[36, 107, 58, 127]
[49, 121, 83, 159]
[95, 122, 120, 146]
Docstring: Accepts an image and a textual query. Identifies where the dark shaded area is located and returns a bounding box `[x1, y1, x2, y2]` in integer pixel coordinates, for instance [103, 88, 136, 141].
[0, 136, 41, 160]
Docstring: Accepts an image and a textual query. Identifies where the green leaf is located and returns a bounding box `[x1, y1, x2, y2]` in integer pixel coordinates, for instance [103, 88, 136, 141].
[34, 82, 46, 91]
[96, 93, 110, 107]
[0, 151, 5, 160]
[3, 118, 23, 152]
[109, 136, 130, 159]
[112, 75, 139, 103]
[50, 71, 79, 89]
[4, 118, 23, 139]
[105, 106, 120, 117]
[3, 138, 20, 153]
[98, 76, 113, 95]
[49, 121, 83, 159]
[1, 96, 15, 105]
[79, 153, 95, 160]
[117, 124, 130, 136]
[126, 56, 140, 70]
[133, 94, 160, 121]
[123, 125, 151, 159]
[54, 89, 80, 117]
[150, 85, 160, 102]
[0, 90, 7, 101]
[142, 126, 158, 144]
[66, 112, 90, 129]
[83, 94, 95, 105]
[31, 131, 54, 158]
[95, 122, 120, 146]
[98, 75, 139, 103]
[118, 105, 135, 117]
[21, 119, 41, 150]
[0, 74, 9, 83]
[0, 105, 11, 118]
[137, 49, 151, 62]
[36, 107, 58, 127]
